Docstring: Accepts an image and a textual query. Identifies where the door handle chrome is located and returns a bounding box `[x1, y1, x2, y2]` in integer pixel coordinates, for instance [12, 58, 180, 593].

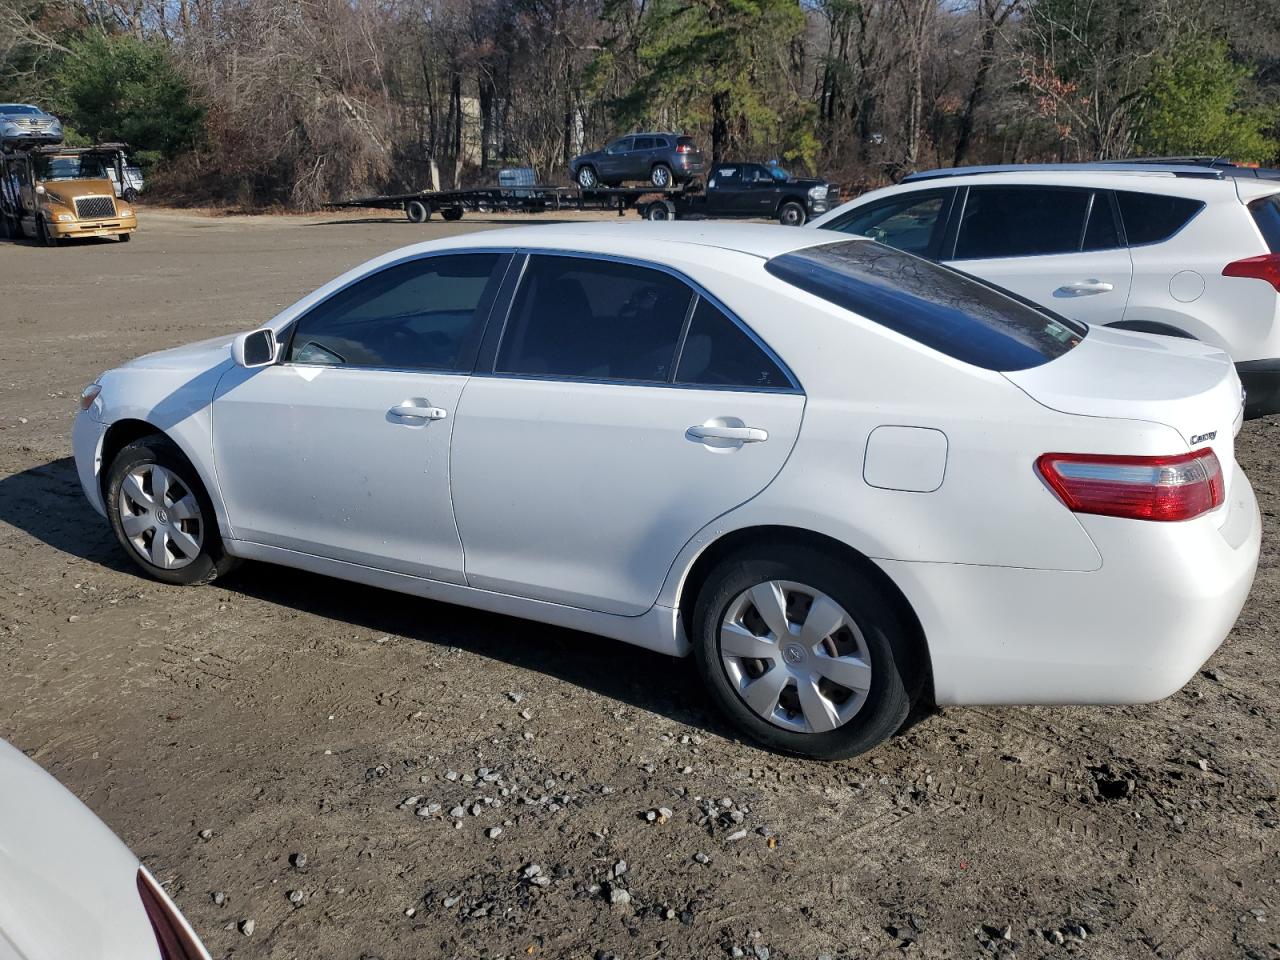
[1056, 279, 1114, 296]
[687, 424, 768, 443]
[389, 403, 447, 421]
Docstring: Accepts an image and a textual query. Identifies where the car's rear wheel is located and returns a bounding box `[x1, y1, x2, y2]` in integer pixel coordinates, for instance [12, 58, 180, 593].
[105, 436, 238, 586]
[405, 200, 430, 223]
[691, 546, 920, 759]
[778, 201, 806, 226]
[650, 164, 673, 188]
[644, 201, 672, 221]
[576, 166, 599, 189]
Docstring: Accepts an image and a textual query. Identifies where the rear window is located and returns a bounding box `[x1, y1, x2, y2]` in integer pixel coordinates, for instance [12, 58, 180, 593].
[1116, 191, 1204, 245]
[765, 240, 1085, 372]
[1248, 195, 1280, 252]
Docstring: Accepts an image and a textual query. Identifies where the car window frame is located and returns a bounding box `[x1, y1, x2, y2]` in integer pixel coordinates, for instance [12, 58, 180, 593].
[825, 187, 956, 261]
[278, 251, 515, 375]
[945, 184, 1126, 261]
[475, 250, 802, 395]
[1114, 189, 1207, 248]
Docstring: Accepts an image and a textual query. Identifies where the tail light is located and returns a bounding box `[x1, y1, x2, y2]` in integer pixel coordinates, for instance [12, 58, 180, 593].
[1036, 448, 1224, 522]
[137, 867, 213, 960]
[1223, 253, 1280, 292]
[675, 143, 692, 154]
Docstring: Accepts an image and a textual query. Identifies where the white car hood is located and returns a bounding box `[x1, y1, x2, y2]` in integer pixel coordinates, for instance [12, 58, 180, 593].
[0, 741, 158, 960]
[118, 334, 234, 373]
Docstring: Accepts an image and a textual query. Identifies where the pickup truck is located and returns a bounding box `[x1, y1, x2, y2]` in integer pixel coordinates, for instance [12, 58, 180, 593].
[639, 162, 833, 225]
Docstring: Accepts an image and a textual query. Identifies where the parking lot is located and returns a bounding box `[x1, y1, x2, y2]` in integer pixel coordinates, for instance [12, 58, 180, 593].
[1, 208, 1278, 960]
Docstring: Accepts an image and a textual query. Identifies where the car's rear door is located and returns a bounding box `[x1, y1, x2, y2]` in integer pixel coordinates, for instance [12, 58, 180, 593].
[211, 252, 510, 582]
[708, 165, 749, 216]
[449, 252, 805, 616]
[943, 184, 1134, 325]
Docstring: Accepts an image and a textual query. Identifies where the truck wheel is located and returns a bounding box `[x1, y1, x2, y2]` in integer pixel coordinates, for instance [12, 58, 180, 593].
[650, 164, 673, 188]
[778, 202, 807, 226]
[123, 187, 139, 202]
[576, 166, 599, 189]
[644, 201, 673, 221]
[405, 200, 431, 223]
[0, 214, 10, 239]
[118, 232, 131, 243]
[442, 207, 464, 222]
[38, 216, 59, 247]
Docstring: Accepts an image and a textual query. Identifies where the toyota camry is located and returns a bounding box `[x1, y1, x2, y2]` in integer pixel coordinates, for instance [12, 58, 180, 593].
[72, 223, 1261, 759]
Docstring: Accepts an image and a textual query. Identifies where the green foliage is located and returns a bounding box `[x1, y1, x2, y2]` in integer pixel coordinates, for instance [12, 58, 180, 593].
[1137, 38, 1278, 164]
[613, 0, 813, 163]
[50, 33, 204, 158]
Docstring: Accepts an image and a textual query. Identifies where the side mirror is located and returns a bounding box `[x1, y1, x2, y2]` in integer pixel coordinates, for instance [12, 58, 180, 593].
[34, 184, 45, 196]
[232, 328, 277, 368]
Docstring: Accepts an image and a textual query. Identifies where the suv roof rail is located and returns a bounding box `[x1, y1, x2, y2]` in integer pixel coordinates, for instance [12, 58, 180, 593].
[902, 162, 1226, 183]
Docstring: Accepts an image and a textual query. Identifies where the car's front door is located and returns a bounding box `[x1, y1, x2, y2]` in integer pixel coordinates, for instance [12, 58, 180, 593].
[743, 165, 781, 216]
[599, 138, 633, 181]
[211, 252, 509, 582]
[943, 185, 1134, 325]
[821, 187, 955, 259]
[450, 253, 806, 616]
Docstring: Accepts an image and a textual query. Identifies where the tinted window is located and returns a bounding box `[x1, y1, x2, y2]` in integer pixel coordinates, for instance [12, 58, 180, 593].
[496, 256, 693, 382]
[634, 137, 655, 150]
[765, 240, 1085, 372]
[287, 254, 500, 370]
[605, 138, 631, 155]
[1247, 195, 1280, 252]
[955, 187, 1090, 259]
[676, 298, 791, 389]
[825, 190, 949, 257]
[1081, 193, 1121, 251]
[1116, 191, 1204, 245]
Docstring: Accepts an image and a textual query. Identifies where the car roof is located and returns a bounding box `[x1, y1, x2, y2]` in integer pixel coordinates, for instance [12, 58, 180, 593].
[904, 162, 1229, 182]
[424, 221, 839, 260]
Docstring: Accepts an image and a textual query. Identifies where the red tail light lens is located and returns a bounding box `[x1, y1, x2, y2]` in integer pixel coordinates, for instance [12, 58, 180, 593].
[1036, 448, 1224, 522]
[137, 867, 212, 960]
[1223, 253, 1280, 292]
[675, 143, 692, 154]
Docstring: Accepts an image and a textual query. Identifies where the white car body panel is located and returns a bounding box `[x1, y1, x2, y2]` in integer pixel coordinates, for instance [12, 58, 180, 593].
[0, 739, 191, 960]
[949, 246, 1134, 325]
[73, 222, 1261, 705]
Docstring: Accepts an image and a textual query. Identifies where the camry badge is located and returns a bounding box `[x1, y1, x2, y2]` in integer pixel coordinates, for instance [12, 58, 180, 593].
[1190, 431, 1217, 445]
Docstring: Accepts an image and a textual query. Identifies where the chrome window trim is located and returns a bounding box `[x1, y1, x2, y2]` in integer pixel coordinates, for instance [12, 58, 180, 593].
[482, 248, 803, 395]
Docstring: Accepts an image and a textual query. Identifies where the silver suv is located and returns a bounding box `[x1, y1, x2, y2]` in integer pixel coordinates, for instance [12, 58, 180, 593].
[0, 104, 62, 146]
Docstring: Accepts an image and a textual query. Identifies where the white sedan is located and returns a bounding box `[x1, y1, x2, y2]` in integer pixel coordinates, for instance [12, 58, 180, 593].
[73, 223, 1261, 758]
[0, 738, 211, 960]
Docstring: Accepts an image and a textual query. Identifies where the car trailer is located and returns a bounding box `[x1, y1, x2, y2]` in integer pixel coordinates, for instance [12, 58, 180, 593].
[325, 183, 691, 222]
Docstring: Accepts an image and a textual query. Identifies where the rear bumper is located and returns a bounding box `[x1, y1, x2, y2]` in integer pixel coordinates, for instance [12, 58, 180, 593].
[1237, 358, 1280, 418]
[879, 460, 1261, 705]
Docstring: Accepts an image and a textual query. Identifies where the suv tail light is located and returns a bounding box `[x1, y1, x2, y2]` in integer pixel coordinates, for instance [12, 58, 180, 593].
[1222, 253, 1280, 292]
[1036, 448, 1224, 522]
[675, 143, 692, 154]
[137, 867, 213, 960]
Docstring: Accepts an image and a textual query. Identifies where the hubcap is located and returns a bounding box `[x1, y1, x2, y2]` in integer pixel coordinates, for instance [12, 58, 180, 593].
[719, 580, 872, 734]
[118, 464, 204, 570]
[653, 167, 670, 186]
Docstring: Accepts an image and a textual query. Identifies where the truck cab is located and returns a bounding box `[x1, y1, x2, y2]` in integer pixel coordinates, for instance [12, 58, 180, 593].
[0, 144, 138, 245]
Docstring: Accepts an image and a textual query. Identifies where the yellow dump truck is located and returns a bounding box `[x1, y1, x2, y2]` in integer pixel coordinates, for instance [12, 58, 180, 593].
[0, 143, 137, 245]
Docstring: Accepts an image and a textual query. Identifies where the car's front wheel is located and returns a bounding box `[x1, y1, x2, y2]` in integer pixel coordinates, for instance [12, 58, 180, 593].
[778, 201, 806, 226]
[650, 164, 673, 188]
[105, 436, 238, 586]
[576, 166, 599, 189]
[691, 545, 922, 759]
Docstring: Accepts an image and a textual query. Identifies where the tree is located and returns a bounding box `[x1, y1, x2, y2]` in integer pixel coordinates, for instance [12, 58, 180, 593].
[1137, 37, 1277, 162]
[50, 31, 203, 157]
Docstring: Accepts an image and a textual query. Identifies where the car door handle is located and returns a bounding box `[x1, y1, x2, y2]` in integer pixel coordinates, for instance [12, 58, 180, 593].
[1056, 279, 1114, 296]
[389, 402, 447, 421]
[687, 424, 768, 443]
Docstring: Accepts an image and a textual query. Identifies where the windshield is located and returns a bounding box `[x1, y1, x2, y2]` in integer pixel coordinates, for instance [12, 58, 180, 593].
[33, 155, 111, 181]
[0, 104, 40, 115]
[768, 166, 790, 181]
[765, 240, 1085, 372]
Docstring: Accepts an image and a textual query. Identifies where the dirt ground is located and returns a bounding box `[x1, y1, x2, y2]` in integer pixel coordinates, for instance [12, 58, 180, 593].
[1, 207, 1278, 960]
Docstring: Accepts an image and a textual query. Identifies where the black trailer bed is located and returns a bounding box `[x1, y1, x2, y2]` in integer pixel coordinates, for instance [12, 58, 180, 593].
[325, 183, 692, 221]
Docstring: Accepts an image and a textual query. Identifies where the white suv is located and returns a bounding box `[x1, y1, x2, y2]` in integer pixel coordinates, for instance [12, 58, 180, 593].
[811, 163, 1280, 418]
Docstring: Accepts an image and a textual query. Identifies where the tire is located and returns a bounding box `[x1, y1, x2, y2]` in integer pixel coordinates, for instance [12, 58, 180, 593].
[442, 207, 464, 222]
[691, 545, 921, 760]
[105, 436, 239, 586]
[778, 201, 807, 226]
[405, 200, 430, 223]
[38, 216, 59, 247]
[123, 187, 139, 202]
[644, 201, 672, 221]
[117, 231, 131, 243]
[650, 163, 673, 188]
[576, 166, 599, 189]
[0, 214, 10, 240]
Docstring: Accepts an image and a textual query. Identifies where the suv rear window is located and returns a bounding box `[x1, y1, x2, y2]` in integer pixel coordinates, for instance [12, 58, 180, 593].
[765, 240, 1085, 371]
[1248, 195, 1280, 252]
[1116, 191, 1204, 245]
